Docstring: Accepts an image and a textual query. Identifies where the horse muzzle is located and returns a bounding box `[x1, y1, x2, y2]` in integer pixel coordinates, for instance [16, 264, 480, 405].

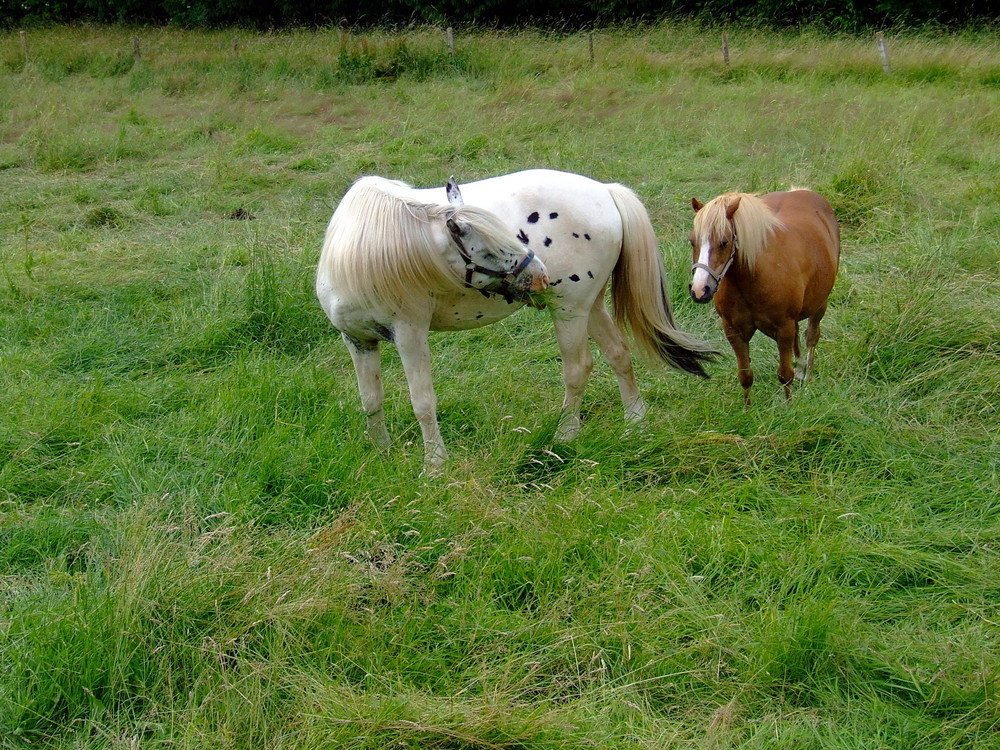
[485, 253, 549, 303]
[689, 282, 716, 304]
[508, 251, 549, 293]
[690, 260, 726, 303]
[527, 267, 549, 293]
[511, 263, 549, 301]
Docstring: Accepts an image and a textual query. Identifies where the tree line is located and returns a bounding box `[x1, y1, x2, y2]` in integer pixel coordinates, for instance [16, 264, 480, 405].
[2, 0, 996, 31]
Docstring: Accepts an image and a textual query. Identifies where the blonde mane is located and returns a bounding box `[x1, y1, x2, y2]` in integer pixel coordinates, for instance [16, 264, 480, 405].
[693, 192, 785, 271]
[318, 176, 517, 311]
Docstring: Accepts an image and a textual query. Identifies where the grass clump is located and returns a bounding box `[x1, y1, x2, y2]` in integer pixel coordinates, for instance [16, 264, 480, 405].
[335, 37, 471, 83]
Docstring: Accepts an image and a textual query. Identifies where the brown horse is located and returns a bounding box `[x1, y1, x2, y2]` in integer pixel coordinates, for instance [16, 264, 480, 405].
[688, 190, 840, 404]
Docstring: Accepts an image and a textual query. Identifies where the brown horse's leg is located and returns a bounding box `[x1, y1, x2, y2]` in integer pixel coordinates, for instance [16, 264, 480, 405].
[802, 305, 828, 381]
[793, 321, 802, 378]
[776, 320, 798, 400]
[722, 319, 754, 405]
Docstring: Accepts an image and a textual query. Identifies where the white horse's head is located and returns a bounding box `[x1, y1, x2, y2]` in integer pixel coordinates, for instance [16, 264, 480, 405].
[444, 177, 549, 302]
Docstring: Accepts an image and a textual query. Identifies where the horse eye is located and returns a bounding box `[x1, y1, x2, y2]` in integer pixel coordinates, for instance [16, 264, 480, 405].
[720, 240, 729, 249]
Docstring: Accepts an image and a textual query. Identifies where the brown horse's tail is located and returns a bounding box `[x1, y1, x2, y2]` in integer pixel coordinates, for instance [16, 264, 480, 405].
[607, 183, 718, 378]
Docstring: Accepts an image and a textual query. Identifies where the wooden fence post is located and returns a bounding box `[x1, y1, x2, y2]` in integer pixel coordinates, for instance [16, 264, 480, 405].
[589, 32, 594, 65]
[722, 31, 730, 67]
[19, 30, 28, 68]
[446, 26, 454, 57]
[132, 37, 141, 64]
[876, 32, 891, 74]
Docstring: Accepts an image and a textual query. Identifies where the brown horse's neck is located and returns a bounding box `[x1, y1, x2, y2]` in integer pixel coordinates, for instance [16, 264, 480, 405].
[724, 256, 752, 288]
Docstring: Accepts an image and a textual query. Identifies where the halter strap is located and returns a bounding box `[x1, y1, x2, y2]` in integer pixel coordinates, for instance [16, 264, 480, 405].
[450, 234, 536, 300]
[504, 249, 537, 282]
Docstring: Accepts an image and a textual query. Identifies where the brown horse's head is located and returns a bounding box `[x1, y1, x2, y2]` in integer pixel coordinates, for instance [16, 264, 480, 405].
[688, 195, 741, 303]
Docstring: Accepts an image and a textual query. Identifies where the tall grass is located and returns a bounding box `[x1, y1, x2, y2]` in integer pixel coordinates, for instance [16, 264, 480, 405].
[1, 23, 999, 749]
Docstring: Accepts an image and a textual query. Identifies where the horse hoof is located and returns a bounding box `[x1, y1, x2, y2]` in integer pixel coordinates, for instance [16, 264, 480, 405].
[421, 459, 446, 477]
[623, 421, 649, 438]
[555, 425, 580, 442]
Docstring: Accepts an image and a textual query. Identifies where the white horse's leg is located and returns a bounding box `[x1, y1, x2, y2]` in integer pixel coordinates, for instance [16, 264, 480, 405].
[586, 299, 646, 427]
[393, 321, 448, 473]
[343, 334, 391, 448]
[552, 315, 594, 442]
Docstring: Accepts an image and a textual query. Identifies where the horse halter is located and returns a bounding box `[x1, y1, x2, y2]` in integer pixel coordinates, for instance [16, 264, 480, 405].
[691, 221, 738, 285]
[450, 232, 536, 301]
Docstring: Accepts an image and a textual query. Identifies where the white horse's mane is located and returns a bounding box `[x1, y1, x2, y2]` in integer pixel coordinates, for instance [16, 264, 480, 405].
[694, 192, 785, 272]
[318, 176, 517, 310]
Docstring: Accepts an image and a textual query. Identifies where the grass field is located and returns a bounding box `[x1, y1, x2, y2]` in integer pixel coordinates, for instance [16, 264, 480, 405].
[1, 23, 999, 749]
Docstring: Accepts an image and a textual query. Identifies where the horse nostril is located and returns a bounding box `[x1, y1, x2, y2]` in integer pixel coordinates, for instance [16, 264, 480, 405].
[690, 286, 713, 304]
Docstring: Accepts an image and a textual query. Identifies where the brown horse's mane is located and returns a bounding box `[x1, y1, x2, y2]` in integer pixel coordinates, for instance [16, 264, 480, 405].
[693, 192, 786, 272]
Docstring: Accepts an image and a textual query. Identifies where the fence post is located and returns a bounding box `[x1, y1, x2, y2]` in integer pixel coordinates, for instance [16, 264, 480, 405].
[132, 37, 141, 64]
[19, 30, 28, 68]
[876, 32, 891, 74]
[446, 26, 454, 57]
[589, 32, 594, 65]
[722, 31, 730, 67]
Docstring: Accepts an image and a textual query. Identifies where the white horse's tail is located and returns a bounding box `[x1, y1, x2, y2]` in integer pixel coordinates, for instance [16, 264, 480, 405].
[607, 183, 718, 377]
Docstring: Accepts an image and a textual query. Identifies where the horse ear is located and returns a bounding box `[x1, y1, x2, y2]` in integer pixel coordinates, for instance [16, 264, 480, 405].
[691, 198, 704, 212]
[446, 176, 464, 207]
[725, 195, 742, 220]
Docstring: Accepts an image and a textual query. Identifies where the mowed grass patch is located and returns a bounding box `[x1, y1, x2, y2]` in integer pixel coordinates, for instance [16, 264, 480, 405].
[2, 22, 1000, 748]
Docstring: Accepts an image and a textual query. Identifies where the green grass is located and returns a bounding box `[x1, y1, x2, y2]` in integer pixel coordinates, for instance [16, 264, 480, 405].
[1, 22, 999, 749]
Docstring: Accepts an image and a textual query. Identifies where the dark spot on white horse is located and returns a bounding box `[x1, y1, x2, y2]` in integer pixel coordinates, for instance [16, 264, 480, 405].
[517, 229, 529, 244]
[374, 324, 394, 342]
[572, 232, 580, 238]
[551, 278, 562, 286]
[527, 212, 539, 223]
[584, 234, 591, 241]
[569, 274, 580, 282]
[587, 270, 594, 278]
[344, 334, 378, 352]
[549, 212, 558, 219]
[544, 237, 552, 247]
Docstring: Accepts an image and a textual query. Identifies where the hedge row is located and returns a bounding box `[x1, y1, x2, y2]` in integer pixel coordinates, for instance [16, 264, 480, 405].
[2, 0, 997, 30]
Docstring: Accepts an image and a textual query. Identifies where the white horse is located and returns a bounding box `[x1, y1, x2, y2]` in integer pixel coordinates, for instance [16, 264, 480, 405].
[317, 169, 716, 472]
